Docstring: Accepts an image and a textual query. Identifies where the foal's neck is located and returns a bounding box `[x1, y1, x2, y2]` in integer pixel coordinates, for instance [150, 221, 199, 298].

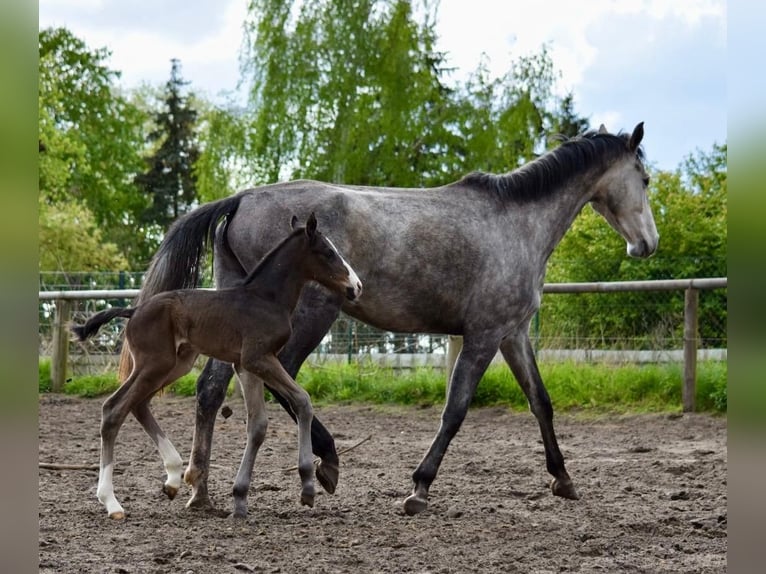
[241, 240, 308, 311]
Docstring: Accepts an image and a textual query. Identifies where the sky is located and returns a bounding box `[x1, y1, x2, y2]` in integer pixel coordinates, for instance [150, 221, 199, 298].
[39, 0, 728, 172]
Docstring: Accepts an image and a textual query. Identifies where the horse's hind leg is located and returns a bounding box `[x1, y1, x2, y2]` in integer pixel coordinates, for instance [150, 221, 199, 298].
[500, 333, 579, 500]
[275, 285, 343, 494]
[184, 358, 234, 510]
[230, 369, 268, 518]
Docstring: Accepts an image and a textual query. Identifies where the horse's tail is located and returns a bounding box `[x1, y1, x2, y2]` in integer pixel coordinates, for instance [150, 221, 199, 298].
[118, 192, 246, 380]
[71, 307, 136, 341]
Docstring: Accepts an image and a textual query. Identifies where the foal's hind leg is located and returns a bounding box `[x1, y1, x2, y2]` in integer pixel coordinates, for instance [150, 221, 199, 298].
[230, 369, 268, 518]
[132, 348, 197, 501]
[132, 401, 184, 500]
[500, 334, 579, 500]
[98, 358, 175, 518]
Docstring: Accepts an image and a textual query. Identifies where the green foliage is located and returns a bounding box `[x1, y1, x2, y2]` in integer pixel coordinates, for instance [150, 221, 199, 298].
[39, 27, 149, 268]
[63, 374, 121, 398]
[38, 196, 129, 272]
[198, 0, 576, 192]
[39, 359, 51, 393]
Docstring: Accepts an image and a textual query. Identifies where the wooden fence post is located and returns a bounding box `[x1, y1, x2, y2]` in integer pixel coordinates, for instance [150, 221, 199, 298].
[51, 298, 72, 393]
[683, 288, 699, 412]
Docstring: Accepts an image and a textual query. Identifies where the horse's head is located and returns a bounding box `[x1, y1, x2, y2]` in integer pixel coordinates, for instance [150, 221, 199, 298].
[291, 213, 363, 301]
[589, 122, 659, 258]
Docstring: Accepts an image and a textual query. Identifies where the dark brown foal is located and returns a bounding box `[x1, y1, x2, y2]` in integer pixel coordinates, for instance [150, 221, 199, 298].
[72, 213, 362, 519]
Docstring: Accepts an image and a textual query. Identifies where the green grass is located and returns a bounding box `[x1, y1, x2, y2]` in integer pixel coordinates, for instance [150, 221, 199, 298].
[39, 358, 727, 414]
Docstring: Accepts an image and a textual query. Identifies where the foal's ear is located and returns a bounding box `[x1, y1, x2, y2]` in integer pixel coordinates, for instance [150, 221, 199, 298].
[305, 212, 318, 240]
[628, 121, 644, 152]
[290, 215, 299, 230]
[598, 124, 608, 134]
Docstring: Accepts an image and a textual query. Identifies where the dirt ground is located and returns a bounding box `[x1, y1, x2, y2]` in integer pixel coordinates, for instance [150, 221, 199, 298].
[39, 394, 727, 573]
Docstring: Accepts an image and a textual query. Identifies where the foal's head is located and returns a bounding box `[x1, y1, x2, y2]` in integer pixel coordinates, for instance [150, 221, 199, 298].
[291, 213, 363, 301]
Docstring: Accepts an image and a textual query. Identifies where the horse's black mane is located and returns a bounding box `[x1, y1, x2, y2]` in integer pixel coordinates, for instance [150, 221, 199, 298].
[458, 130, 645, 202]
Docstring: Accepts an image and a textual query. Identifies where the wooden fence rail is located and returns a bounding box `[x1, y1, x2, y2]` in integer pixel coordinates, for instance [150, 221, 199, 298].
[39, 277, 727, 412]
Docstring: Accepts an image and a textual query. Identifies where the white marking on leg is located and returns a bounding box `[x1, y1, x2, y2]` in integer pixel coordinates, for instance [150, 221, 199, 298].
[97, 461, 124, 518]
[157, 435, 183, 492]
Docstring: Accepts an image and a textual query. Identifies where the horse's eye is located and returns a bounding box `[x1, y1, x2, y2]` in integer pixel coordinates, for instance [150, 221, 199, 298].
[642, 176, 650, 186]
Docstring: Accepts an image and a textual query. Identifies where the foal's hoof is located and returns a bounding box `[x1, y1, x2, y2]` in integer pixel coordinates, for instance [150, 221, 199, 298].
[551, 478, 580, 500]
[109, 511, 126, 520]
[403, 493, 428, 516]
[162, 484, 178, 500]
[316, 461, 339, 495]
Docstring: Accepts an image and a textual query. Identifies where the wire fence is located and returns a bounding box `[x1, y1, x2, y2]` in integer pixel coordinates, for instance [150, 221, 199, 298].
[38, 272, 727, 364]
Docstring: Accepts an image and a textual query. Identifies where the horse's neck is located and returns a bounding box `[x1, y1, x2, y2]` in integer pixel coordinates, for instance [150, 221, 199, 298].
[508, 172, 597, 266]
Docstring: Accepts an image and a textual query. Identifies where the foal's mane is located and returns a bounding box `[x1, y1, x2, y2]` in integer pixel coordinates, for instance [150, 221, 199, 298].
[241, 227, 306, 286]
[458, 130, 645, 202]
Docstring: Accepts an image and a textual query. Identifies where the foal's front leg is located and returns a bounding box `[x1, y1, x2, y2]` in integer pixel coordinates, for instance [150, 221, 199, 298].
[254, 355, 316, 508]
[231, 368, 269, 518]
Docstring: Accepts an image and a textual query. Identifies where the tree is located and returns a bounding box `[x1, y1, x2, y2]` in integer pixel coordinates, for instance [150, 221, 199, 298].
[38, 27, 148, 267]
[38, 196, 128, 272]
[134, 59, 200, 241]
[548, 92, 590, 140]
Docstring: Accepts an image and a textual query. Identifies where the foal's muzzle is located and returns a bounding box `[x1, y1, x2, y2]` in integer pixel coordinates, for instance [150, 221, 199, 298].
[346, 280, 363, 301]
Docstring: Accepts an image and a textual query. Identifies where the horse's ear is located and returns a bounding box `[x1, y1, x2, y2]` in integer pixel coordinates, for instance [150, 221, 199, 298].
[306, 212, 318, 240]
[290, 215, 299, 230]
[629, 121, 644, 152]
[598, 124, 608, 134]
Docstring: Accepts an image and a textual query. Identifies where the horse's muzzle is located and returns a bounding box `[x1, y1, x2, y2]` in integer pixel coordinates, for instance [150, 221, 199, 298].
[628, 236, 659, 259]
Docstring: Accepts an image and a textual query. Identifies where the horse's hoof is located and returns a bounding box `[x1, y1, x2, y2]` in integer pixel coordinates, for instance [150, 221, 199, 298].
[109, 511, 125, 520]
[551, 478, 580, 500]
[162, 484, 178, 500]
[316, 461, 339, 495]
[301, 492, 315, 508]
[403, 494, 428, 516]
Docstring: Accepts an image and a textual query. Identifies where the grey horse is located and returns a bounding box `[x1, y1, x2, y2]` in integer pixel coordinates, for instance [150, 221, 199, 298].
[121, 122, 658, 515]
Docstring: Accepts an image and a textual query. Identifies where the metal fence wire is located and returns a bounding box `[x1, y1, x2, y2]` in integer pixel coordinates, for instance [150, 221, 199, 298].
[38, 272, 727, 368]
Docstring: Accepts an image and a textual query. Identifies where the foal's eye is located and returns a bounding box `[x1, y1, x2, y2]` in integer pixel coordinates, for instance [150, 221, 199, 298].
[642, 175, 650, 186]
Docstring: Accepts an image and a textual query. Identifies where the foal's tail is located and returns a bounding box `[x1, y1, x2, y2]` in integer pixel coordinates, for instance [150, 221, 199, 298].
[118, 192, 246, 380]
[71, 307, 136, 341]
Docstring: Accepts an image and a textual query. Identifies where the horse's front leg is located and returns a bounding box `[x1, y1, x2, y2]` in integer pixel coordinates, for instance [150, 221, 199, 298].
[256, 355, 316, 508]
[184, 358, 233, 510]
[499, 333, 579, 500]
[230, 368, 268, 519]
[404, 337, 499, 515]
